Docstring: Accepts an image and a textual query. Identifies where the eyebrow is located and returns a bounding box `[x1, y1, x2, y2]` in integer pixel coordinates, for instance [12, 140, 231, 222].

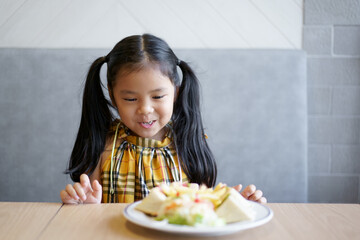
[120, 88, 166, 94]
[120, 90, 136, 94]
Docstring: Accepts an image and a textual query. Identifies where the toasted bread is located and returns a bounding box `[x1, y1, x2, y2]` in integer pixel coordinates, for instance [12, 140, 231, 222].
[134, 187, 166, 216]
[215, 188, 256, 223]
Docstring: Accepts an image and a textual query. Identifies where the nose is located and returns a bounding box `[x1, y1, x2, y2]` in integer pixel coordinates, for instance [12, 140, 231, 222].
[137, 101, 154, 115]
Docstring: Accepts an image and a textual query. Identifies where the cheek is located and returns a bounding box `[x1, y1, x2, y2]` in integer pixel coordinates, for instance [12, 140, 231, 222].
[160, 101, 174, 119]
[116, 105, 132, 119]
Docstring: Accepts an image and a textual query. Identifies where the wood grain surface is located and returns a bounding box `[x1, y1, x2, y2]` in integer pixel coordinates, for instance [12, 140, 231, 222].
[1, 202, 359, 240]
[0, 202, 62, 240]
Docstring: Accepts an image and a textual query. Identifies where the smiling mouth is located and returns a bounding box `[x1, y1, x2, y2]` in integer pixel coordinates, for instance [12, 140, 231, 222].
[139, 120, 155, 129]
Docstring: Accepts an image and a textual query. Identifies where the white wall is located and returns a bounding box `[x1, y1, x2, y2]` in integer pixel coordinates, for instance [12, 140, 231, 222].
[0, 0, 303, 49]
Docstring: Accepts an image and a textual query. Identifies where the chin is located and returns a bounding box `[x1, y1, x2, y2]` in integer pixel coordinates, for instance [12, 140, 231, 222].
[136, 130, 158, 139]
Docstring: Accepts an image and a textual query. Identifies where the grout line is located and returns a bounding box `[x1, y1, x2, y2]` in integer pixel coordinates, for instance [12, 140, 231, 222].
[329, 86, 333, 116]
[206, 1, 252, 48]
[332, 54, 360, 58]
[307, 55, 360, 59]
[331, 25, 334, 56]
[330, 86, 360, 88]
[160, 0, 208, 48]
[309, 85, 360, 88]
[29, 0, 73, 46]
[358, 176, 360, 203]
[304, 24, 334, 28]
[36, 204, 64, 240]
[249, 0, 297, 49]
[74, 4, 115, 47]
[117, 1, 148, 33]
[328, 86, 333, 174]
[291, 0, 302, 9]
[308, 173, 360, 177]
[309, 115, 360, 119]
[329, 143, 333, 174]
[0, 0, 30, 29]
[309, 143, 360, 147]
[308, 143, 332, 147]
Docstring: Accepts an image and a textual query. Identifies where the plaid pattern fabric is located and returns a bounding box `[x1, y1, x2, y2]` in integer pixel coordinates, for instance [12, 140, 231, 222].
[101, 121, 188, 203]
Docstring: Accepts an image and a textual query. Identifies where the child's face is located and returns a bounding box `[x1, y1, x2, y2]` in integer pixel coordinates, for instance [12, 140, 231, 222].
[111, 65, 176, 141]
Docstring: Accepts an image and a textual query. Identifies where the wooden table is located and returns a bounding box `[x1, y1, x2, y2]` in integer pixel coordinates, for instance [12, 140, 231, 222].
[1, 202, 359, 240]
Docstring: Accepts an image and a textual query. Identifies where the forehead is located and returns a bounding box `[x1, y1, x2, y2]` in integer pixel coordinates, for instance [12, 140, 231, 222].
[113, 65, 174, 91]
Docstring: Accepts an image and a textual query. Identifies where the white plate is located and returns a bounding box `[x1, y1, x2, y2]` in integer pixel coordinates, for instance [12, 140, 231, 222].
[123, 201, 273, 236]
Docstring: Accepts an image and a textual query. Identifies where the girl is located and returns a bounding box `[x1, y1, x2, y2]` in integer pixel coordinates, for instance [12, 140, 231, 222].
[60, 34, 266, 204]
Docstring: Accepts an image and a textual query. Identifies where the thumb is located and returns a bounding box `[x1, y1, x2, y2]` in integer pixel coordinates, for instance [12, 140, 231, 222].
[91, 180, 102, 202]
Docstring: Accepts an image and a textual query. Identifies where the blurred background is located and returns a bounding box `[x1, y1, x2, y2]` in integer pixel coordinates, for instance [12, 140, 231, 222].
[0, 0, 359, 203]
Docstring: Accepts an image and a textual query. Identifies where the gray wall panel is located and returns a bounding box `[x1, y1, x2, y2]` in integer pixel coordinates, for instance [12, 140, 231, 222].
[176, 50, 307, 203]
[0, 49, 307, 203]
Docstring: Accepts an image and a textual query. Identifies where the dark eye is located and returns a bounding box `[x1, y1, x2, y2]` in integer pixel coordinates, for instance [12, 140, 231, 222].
[124, 98, 136, 102]
[153, 95, 164, 99]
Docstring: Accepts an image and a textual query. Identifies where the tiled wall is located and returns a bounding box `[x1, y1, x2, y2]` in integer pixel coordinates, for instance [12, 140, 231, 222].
[304, 0, 360, 203]
[0, 0, 302, 49]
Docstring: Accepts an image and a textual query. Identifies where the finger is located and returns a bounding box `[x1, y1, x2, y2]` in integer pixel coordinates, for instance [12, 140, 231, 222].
[65, 184, 80, 200]
[60, 190, 79, 204]
[91, 180, 102, 203]
[233, 184, 242, 192]
[73, 182, 87, 201]
[80, 174, 92, 191]
[258, 197, 267, 204]
[241, 184, 256, 199]
[249, 190, 263, 201]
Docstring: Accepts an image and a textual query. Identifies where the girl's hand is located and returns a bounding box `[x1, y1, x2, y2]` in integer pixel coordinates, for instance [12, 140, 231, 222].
[233, 184, 267, 204]
[60, 174, 102, 204]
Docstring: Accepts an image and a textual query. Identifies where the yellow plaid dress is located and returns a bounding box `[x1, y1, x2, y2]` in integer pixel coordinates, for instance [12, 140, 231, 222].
[101, 121, 188, 203]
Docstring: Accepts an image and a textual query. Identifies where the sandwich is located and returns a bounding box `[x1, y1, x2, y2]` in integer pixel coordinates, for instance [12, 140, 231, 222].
[134, 182, 256, 226]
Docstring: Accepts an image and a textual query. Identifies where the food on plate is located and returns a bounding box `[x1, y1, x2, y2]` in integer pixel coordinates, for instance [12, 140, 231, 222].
[156, 191, 225, 226]
[134, 182, 256, 226]
[134, 188, 166, 216]
[215, 188, 255, 223]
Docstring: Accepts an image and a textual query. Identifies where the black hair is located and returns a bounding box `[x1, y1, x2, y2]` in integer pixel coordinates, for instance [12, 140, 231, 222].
[66, 34, 217, 187]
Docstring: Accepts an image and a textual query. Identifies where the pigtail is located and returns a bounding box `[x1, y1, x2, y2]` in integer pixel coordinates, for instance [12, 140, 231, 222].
[173, 60, 217, 187]
[66, 56, 113, 182]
